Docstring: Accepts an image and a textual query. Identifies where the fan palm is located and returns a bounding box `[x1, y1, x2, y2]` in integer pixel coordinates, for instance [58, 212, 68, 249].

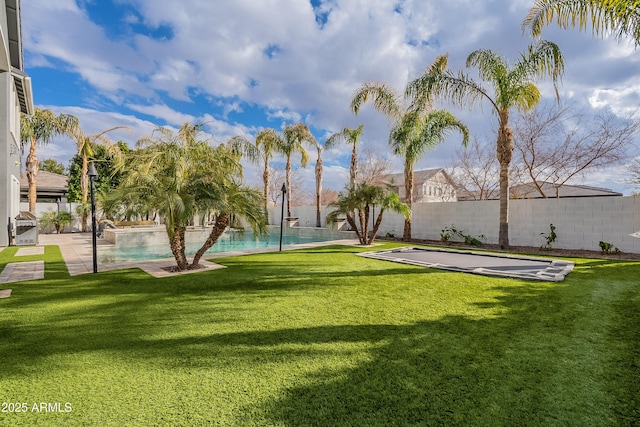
[407, 44, 564, 248]
[280, 123, 312, 217]
[20, 108, 79, 212]
[523, 0, 640, 45]
[325, 124, 365, 188]
[390, 110, 469, 240]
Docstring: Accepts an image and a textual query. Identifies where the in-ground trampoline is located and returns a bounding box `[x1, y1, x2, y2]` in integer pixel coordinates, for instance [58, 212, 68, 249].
[358, 247, 574, 281]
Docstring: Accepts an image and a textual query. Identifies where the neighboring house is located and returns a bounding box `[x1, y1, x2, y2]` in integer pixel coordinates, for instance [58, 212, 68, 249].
[509, 182, 622, 199]
[19, 171, 68, 203]
[0, 0, 34, 246]
[457, 182, 622, 201]
[381, 168, 458, 203]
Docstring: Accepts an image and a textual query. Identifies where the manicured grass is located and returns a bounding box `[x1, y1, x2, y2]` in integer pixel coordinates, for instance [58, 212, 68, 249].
[0, 243, 638, 426]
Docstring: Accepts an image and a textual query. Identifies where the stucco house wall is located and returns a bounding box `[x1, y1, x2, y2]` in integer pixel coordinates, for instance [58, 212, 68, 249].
[0, 0, 33, 247]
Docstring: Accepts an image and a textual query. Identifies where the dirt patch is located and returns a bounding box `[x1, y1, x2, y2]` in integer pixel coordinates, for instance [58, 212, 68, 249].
[160, 264, 207, 273]
[380, 238, 640, 261]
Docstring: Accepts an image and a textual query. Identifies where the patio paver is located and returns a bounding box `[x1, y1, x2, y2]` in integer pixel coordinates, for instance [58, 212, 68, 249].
[0, 261, 45, 284]
[16, 246, 45, 256]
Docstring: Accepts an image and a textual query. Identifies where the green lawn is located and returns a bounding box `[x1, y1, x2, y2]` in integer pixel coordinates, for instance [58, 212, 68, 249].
[0, 243, 638, 426]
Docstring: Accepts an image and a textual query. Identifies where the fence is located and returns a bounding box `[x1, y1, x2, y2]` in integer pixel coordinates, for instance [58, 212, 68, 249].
[269, 196, 640, 253]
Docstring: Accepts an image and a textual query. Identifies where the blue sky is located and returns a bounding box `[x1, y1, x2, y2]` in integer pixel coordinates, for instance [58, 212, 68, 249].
[22, 0, 640, 195]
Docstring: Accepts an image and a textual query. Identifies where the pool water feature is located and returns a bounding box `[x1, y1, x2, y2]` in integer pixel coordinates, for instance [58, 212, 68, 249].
[98, 228, 339, 264]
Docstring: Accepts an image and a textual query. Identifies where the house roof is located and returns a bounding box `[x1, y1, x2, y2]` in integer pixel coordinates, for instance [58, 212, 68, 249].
[381, 168, 453, 187]
[459, 182, 622, 200]
[5, 0, 33, 114]
[510, 182, 622, 198]
[20, 171, 69, 193]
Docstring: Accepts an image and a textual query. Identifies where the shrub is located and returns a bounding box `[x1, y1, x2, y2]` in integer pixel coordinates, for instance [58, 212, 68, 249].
[39, 209, 74, 234]
[540, 224, 557, 251]
[440, 225, 485, 247]
[599, 241, 620, 254]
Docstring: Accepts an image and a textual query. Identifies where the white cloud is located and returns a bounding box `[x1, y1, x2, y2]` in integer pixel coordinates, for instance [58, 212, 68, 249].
[125, 103, 196, 126]
[22, 0, 640, 194]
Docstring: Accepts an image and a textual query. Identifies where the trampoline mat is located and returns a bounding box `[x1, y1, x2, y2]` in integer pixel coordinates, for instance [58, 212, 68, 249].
[357, 247, 574, 281]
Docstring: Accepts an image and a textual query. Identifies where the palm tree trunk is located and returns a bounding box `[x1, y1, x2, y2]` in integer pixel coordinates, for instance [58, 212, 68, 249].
[262, 163, 270, 223]
[168, 225, 189, 270]
[497, 110, 513, 249]
[345, 213, 365, 245]
[81, 155, 89, 232]
[358, 207, 366, 242]
[368, 209, 386, 245]
[26, 137, 39, 213]
[315, 156, 322, 227]
[363, 204, 370, 244]
[402, 160, 413, 241]
[350, 144, 358, 188]
[191, 213, 230, 268]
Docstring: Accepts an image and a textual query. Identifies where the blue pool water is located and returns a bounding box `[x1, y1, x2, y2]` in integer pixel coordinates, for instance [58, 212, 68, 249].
[98, 231, 333, 263]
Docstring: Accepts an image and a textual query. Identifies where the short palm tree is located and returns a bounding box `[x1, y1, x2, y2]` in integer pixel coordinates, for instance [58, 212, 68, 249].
[407, 45, 564, 248]
[120, 123, 266, 271]
[523, 0, 640, 45]
[280, 123, 312, 217]
[389, 110, 469, 240]
[20, 108, 79, 212]
[326, 184, 409, 245]
[325, 124, 365, 189]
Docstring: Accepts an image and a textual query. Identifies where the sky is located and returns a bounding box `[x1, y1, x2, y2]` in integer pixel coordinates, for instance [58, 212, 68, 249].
[22, 0, 640, 195]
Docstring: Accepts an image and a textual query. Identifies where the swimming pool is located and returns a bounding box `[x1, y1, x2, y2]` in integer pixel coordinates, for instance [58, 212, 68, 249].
[98, 230, 334, 263]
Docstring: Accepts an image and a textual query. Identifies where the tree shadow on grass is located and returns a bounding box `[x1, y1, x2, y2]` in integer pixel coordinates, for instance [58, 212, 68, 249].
[247, 278, 639, 425]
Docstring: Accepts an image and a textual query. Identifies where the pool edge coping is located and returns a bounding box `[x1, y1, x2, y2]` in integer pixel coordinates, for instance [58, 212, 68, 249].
[39, 233, 361, 278]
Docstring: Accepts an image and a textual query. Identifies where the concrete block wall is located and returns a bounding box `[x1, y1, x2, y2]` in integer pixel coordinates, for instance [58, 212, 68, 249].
[270, 196, 640, 253]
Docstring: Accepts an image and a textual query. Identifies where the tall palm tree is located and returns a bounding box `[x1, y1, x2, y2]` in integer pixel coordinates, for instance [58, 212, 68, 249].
[351, 56, 452, 240]
[20, 108, 79, 213]
[306, 136, 324, 227]
[389, 110, 469, 240]
[523, 0, 640, 44]
[73, 126, 130, 231]
[325, 124, 365, 189]
[407, 44, 564, 248]
[280, 123, 312, 218]
[254, 128, 284, 222]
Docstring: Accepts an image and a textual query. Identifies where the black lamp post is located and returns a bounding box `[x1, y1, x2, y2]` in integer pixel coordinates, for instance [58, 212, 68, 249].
[279, 183, 287, 251]
[87, 162, 99, 273]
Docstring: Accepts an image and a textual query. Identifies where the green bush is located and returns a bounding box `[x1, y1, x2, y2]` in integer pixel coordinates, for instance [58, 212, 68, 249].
[540, 224, 557, 251]
[599, 241, 620, 254]
[39, 210, 74, 234]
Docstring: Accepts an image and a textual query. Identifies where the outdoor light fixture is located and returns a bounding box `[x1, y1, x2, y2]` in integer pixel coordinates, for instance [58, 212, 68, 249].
[279, 183, 287, 251]
[87, 162, 99, 273]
